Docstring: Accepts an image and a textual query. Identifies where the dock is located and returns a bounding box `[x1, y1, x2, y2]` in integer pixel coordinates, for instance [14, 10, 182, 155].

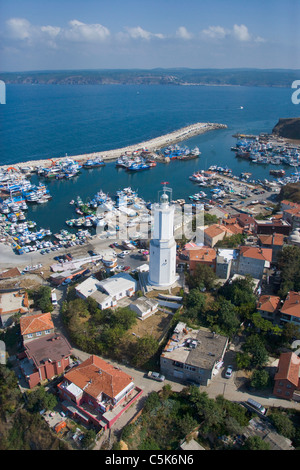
[0, 122, 227, 172]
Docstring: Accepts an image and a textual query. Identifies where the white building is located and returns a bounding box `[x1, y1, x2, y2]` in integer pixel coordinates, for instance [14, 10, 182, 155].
[148, 185, 179, 289]
[75, 273, 136, 310]
[129, 296, 159, 320]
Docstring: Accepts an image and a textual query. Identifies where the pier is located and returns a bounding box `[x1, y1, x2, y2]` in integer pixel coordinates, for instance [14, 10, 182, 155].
[0, 122, 227, 171]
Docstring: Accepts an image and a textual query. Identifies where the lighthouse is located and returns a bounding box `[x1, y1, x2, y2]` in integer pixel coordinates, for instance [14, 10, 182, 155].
[148, 183, 179, 289]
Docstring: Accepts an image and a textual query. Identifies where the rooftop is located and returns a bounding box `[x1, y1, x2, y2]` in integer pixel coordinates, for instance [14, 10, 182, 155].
[257, 295, 281, 313]
[0, 291, 29, 316]
[274, 352, 300, 387]
[161, 324, 228, 370]
[64, 354, 134, 400]
[280, 291, 300, 318]
[20, 312, 54, 336]
[25, 334, 72, 367]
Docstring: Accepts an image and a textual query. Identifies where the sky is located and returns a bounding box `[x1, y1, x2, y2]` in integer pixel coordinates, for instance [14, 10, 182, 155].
[0, 0, 300, 72]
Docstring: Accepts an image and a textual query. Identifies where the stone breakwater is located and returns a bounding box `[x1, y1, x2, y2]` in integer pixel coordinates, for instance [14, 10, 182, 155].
[0, 122, 227, 171]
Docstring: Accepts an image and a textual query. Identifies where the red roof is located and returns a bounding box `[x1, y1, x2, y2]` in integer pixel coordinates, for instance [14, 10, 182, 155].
[239, 246, 272, 262]
[257, 295, 281, 313]
[274, 352, 300, 387]
[20, 312, 54, 335]
[64, 355, 133, 400]
[280, 291, 300, 318]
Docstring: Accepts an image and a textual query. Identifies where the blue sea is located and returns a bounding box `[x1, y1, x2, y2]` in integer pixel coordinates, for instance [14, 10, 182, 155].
[0, 83, 299, 233]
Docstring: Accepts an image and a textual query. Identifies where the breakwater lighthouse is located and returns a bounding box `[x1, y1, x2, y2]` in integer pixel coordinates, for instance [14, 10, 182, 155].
[148, 182, 179, 289]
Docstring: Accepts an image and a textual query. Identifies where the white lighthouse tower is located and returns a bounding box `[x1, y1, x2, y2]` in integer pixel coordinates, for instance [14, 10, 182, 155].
[148, 183, 178, 289]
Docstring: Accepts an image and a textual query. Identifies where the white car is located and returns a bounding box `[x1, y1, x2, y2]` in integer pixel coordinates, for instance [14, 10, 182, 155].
[225, 365, 233, 379]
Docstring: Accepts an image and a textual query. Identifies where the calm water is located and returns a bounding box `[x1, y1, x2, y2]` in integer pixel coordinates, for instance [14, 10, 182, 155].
[0, 84, 299, 233]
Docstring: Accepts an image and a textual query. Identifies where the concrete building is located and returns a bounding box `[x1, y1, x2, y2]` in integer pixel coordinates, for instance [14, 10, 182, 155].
[129, 296, 159, 320]
[160, 322, 228, 386]
[148, 185, 178, 289]
[58, 355, 142, 430]
[75, 273, 136, 310]
[215, 248, 238, 280]
[232, 246, 272, 279]
[0, 290, 29, 328]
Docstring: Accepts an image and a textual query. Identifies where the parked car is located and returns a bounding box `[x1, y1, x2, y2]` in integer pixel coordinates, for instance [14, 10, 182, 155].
[148, 371, 165, 382]
[225, 365, 233, 379]
[118, 253, 125, 258]
[123, 266, 130, 271]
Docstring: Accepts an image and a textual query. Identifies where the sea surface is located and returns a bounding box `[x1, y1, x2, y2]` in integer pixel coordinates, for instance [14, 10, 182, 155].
[0, 83, 299, 234]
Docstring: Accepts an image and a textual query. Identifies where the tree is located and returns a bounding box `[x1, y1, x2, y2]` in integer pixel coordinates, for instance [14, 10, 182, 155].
[81, 429, 96, 449]
[33, 286, 53, 313]
[243, 435, 270, 450]
[277, 245, 300, 296]
[186, 264, 217, 291]
[236, 352, 251, 370]
[132, 335, 159, 367]
[269, 412, 296, 440]
[243, 335, 268, 368]
[26, 386, 57, 413]
[250, 369, 270, 390]
[218, 276, 256, 308]
[216, 299, 240, 338]
[110, 307, 137, 330]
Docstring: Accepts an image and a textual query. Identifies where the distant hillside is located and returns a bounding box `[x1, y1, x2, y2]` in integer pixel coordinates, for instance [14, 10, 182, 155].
[279, 183, 300, 203]
[1, 68, 300, 88]
[272, 118, 300, 140]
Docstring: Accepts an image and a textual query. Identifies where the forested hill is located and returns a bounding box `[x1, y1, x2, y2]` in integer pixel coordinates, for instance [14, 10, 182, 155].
[1, 68, 299, 87]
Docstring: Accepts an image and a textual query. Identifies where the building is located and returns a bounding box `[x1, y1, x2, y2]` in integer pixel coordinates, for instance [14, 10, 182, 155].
[160, 322, 228, 386]
[20, 312, 55, 343]
[236, 213, 256, 233]
[129, 296, 159, 320]
[273, 352, 300, 400]
[279, 291, 300, 328]
[58, 355, 142, 430]
[215, 249, 238, 280]
[254, 219, 291, 236]
[282, 201, 300, 230]
[256, 295, 281, 321]
[232, 246, 272, 279]
[258, 233, 285, 263]
[75, 272, 136, 310]
[181, 244, 217, 273]
[19, 333, 72, 388]
[148, 184, 178, 288]
[0, 290, 29, 328]
[203, 224, 234, 247]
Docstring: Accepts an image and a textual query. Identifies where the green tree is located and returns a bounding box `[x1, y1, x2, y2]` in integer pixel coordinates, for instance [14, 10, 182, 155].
[81, 429, 96, 449]
[277, 245, 300, 296]
[269, 412, 296, 440]
[218, 275, 256, 308]
[250, 369, 270, 390]
[236, 352, 251, 370]
[26, 386, 57, 413]
[132, 335, 159, 367]
[186, 264, 217, 291]
[34, 286, 53, 313]
[243, 435, 271, 450]
[243, 335, 268, 368]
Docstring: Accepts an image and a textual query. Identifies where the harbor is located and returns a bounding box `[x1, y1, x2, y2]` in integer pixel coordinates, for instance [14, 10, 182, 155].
[0, 122, 226, 172]
[0, 119, 299, 261]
